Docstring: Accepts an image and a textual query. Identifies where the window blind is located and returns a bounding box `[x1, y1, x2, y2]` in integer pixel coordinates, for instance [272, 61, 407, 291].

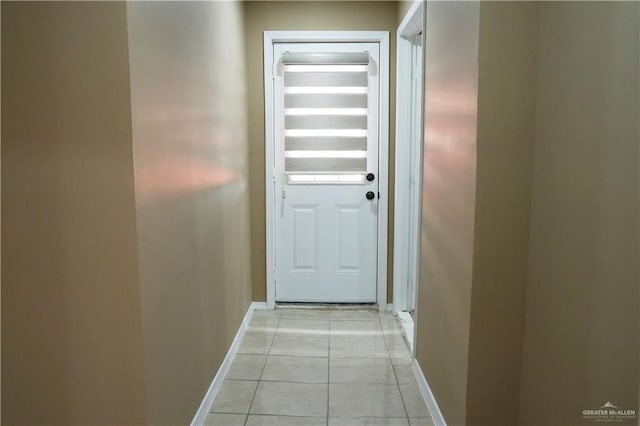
[282, 52, 370, 176]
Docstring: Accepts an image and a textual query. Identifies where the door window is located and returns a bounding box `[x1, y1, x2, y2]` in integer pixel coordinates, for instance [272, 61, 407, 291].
[281, 52, 372, 184]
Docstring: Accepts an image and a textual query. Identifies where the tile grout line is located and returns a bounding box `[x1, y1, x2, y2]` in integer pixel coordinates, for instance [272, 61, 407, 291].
[380, 312, 412, 424]
[243, 312, 282, 426]
[230, 309, 408, 425]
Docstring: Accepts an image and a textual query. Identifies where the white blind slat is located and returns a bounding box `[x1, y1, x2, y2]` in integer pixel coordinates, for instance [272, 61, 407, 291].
[285, 137, 367, 152]
[286, 115, 366, 130]
[285, 93, 367, 109]
[285, 72, 368, 88]
[285, 158, 367, 173]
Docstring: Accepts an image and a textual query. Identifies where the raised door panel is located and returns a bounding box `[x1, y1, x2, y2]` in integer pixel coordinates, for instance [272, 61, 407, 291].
[290, 205, 318, 272]
[336, 205, 362, 272]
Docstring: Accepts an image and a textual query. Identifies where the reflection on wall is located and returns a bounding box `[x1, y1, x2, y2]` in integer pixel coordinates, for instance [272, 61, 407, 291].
[126, 2, 252, 423]
[417, 2, 479, 425]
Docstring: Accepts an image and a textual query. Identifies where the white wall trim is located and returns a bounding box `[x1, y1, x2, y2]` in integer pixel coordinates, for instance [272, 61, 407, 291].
[376, 31, 390, 311]
[412, 358, 448, 426]
[393, 0, 424, 315]
[263, 30, 390, 309]
[264, 33, 277, 309]
[397, 311, 414, 353]
[190, 302, 262, 426]
[252, 302, 268, 310]
[398, 0, 424, 39]
[392, 30, 412, 314]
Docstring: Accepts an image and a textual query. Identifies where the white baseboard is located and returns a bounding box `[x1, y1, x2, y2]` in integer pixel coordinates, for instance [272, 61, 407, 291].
[190, 301, 264, 426]
[397, 311, 414, 353]
[412, 359, 447, 426]
[252, 302, 268, 310]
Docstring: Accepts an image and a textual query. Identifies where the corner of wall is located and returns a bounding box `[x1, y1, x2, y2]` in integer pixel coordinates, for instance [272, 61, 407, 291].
[466, 2, 540, 425]
[416, 1, 480, 424]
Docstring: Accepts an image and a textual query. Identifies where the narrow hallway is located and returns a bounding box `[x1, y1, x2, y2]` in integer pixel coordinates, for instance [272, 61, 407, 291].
[205, 309, 433, 425]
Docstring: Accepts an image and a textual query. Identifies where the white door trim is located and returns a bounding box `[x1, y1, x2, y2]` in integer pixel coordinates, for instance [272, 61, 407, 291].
[264, 30, 390, 309]
[393, 0, 424, 322]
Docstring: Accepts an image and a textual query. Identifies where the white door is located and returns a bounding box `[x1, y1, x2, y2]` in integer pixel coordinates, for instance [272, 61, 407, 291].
[273, 42, 380, 303]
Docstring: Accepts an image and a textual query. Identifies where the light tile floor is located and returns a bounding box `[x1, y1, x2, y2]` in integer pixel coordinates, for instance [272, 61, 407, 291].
[205, 308, 434, 426]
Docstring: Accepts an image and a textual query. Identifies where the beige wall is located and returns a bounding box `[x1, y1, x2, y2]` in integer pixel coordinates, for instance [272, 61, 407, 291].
[519, 2, 639, 424]
[1, 2, 148, 424]
[244, 1, 398, 302]
[466, 3, 539, 425]
[416, 2, 479, 424]
[417, 3, 639, 425]
[2, 2, 252, 424]
[126, 2, 252, 424]
[397, 0, 414, 26]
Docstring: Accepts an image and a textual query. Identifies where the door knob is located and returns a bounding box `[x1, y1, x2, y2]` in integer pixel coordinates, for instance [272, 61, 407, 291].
[366, 191, 375, 200]
[366, 173, 375, 182]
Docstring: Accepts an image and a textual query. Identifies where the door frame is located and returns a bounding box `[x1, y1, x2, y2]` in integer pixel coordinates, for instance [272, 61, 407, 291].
[393, 0, 424, 325]
[264, 30, 390, 309]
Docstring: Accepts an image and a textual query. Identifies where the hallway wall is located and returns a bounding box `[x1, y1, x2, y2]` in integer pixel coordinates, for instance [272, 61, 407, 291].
[416, 2, 480, 424]
[2, 2, 253, 424]
[415, 2, 639, 425]
[126, 2, 252, 424]
[244, 1, 398, 303]
[466, 3, 539, 424]
[519, 2, 640, 424]
[1, 3, 148, 424]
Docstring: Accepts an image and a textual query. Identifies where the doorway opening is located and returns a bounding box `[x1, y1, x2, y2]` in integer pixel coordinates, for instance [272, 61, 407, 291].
[392, 1, 424, 353]
[264, 31, 390, 309]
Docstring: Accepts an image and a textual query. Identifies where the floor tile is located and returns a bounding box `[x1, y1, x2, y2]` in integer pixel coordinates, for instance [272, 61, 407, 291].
[226, 354, 266, 380]
[379, 313, 399, 324]
[250, 381, 328, 417]
[392, 363, 417, 385]
[380, 317, 403, 338]
[410, 418, 435, 426]
[210, 380, 257, 414]
[330, 320, 382, 335]
[400, 383, 430, 417]
[270, 333, 329, 357]
[329, 383, 406, 418]
[330, 335, 389, 358]
[391, 357, 413, 366]
[248, 316, 280, 333]
[203, 413, 246, 426]
[278, 318, 330, 336]
[330, 310, 379, 321]
[330, 358, 396, 384]
[253, 309, 282, 319]
[238, 330, 275, 355]
[280, 309, 331, 320]
[262, 355, 328, 383]
[329, 418, 409, 426]
[382, 329, 404, 339]
[208, 307, 416, 423]
[246, 415, 327, 425]
[385, 336, 412, 359]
